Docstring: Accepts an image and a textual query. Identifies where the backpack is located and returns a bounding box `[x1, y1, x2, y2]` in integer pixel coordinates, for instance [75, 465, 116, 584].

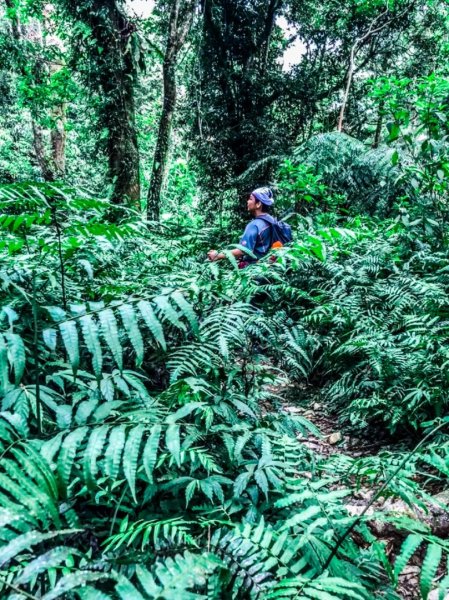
[256, 215, 293, 249]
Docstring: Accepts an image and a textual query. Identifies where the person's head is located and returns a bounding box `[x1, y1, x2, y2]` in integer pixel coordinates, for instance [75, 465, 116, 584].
[247, 187, 274, 216]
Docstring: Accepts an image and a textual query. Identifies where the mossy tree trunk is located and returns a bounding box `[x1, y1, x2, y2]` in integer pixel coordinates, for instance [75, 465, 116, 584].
[62, 0, 141, 208]
[147, 0, 196, 221]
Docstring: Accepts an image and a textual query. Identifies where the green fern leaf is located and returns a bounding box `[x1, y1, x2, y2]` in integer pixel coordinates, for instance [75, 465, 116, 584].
[0, 529, 79, 567]
[45, 306, 66, 322]
[98, 308, 123, 372]
[83, 425, 110, 490]
[59, 320, 80, 375]
[57, 427, 89, 493]
[154, 295, 186, 331]
[123, 424, 145, 502]
[19, 444, 59, 500]
[254, 469, 269, 497]
[394, 534, 423, 581]
[271, 530, 289, 557]
[171, 291, 198, 336]
[104, 424, 127, 481]
[1, 456, 59, 527]
[0, 334, 9, 394]
[301, 589, 338, 600]
[135, 564, 163, 595]
[281, 505, 322, 530]
[115, 575, 147, 600]
[14, 547, 78, 585]
[43, 328, 57, 351]
[76, 587, 112, 600]
[420, 543, 442, 600]
[137, 300, 166, 350]
[4, 333, 25, 385]
[143, 423, 161, 483]
[118, 304, 144, 367]
[80, 315, 103, 377]
[0, 471, 46, 526]
[0, 509, 22, 529]
[166, 424, 181, 466]
[165, 402, 204, 424]
[41, 572, 111, 600]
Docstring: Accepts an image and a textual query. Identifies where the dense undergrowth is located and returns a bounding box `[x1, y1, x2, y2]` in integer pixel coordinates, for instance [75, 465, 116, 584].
[1, 162, 449, 599]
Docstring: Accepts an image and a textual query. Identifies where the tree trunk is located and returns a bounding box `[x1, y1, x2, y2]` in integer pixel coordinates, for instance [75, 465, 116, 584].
[337, 9, 399, 132]
[372, 99, 385, 148]
[260, 0, 282, 75]
[147, 61, 176, 220]
[61, 0, 141, 207]
[97, 1, 141, 206]
[44, 6, 67, 179]
[146, 0, 195, 221]
[32, 121, 56, 181]
[106, 79, 140, 206]
[5, 3, 68, 182]
[13, 12, 58, 181]
[50, 105, 66, 178]
[4, 0, 21, 39]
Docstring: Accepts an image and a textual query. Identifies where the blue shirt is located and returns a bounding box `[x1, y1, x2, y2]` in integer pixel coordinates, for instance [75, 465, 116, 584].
[239, 215, 276, 261]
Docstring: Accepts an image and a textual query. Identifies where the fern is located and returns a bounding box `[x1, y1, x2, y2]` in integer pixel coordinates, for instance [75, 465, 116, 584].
[293, 132, 403, 215]
[45, 293, 195, 375]
[98, 307, 123, 372]
[0, 440, 108, 599]
[265, 576, 368, 599]
[123, 424, 145, 502]
[42, 420, 168, 500]
[118, 303, 145, 367]
[392, 531, 449, 600]
[103, 516, 197, 553]
[114, 552, 222, 599]
[2, 181, 446, 600]
[137, 299, 167, 350]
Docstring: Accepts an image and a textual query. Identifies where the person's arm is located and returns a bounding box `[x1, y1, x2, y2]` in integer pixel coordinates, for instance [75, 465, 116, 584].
[207, 222, 256, 262]
[207, 248, 244, 261]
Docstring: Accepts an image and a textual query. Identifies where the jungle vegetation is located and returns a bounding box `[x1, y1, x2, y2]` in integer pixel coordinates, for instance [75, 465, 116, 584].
[1, 0, 449, 598]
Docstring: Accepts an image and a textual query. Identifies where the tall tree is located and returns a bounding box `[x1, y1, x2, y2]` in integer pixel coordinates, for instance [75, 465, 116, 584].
[191, 0, 439, 210]
[147, 0, 196, 221]
[191, 0, 286, 216]
[44, 4, 66, 179]
[60, 0, 141, 206]
[3, 0, 67, 181]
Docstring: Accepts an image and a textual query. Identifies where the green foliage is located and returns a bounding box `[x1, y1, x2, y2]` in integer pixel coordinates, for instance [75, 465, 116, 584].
[244, 215, 449, 432]
[0, 182, 409, 600]
[290, 132, 403, 215]
[1, 0, 449, 597]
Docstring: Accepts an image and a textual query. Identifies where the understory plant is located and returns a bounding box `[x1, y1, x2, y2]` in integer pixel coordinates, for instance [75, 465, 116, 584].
[0, 182, 448, 599]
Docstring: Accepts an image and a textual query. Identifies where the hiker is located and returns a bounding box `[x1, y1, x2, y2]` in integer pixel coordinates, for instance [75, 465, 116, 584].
[207, 187, 291, 267]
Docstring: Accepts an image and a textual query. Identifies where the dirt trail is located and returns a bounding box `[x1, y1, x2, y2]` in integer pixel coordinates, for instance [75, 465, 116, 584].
[283, 400, 391, 458]
[280, 397, 449, 600]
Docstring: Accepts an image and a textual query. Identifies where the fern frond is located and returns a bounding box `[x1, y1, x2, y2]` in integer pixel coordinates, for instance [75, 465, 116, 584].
[136, 299, 166, 350]
[123, 424, 145, 502]
[59, 318, 80, 375]
[420, 543, 443, 600]
[4, 333, 25, 385]
[80, 314, 103, 377]
[98, 308, 123, 372]
[104, 516, 197, 553]
[114, 552, 222, 599]
[394, 533, 423, 582]
[118, 304, 144, 368]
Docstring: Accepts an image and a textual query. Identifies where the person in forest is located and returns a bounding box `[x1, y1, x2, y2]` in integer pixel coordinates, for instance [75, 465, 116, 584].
[207, 187, 291, 266]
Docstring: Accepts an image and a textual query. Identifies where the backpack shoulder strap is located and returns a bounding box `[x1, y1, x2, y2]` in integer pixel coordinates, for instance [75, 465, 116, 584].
[254, 215, 277, 231]
[254, 215, 278, 247]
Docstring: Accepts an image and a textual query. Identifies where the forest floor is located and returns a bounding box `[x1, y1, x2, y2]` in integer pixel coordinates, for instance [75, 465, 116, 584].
[272, 384, 449, 600]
